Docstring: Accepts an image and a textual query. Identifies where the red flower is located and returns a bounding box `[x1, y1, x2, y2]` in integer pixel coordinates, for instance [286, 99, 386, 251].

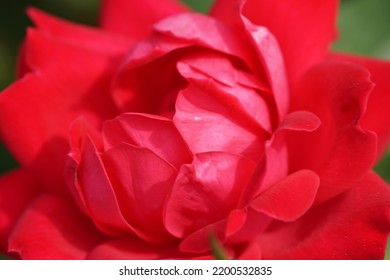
[1, 0, 390, 259]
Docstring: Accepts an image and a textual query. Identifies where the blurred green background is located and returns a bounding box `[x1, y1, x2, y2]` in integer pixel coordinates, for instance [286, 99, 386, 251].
[0, 0, 389, 259]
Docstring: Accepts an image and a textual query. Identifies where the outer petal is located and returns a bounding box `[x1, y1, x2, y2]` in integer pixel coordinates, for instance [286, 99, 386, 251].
[100, 0, 189, 39]
[8, 194, 105, 260]
[288, 60, 377, 203]
[329, 52, 390, 160]
[255, 172, 390, 259]
[0, 169, 41, 253]
[211, 0, 338, 82]
[26, 7, 132, 57]
[0, 24, 123, 192]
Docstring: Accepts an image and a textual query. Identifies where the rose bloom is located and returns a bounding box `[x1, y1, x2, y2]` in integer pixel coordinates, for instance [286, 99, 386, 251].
[0, 0, 390, 260]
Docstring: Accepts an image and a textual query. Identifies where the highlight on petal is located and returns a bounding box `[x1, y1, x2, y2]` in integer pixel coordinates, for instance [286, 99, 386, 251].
[255, 172, 390, 259]
[8, 194, 105, 260]
[100, 0, 189, 39]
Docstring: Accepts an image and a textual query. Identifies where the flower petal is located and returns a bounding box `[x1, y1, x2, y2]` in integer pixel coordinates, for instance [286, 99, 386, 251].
[154, 12, 253, 63]
[87, 238, 208, 260]
[211, 0, 339, 82]
[239, 111, 321, 205]
[0, 23, 122, 192]
[103, 113, 192, 169]
[250, 170, 320, 222]
[67, 123, 132, 237]
[177, 51, 272, 132]
[100, 0, 189, 39]
[164, 152, 255, 238]
[255, 172, 390, 259]
[240, 17, 289, 123]
[102, 143, 177, 243]
[329, 52, 390, 160]
[27, 7, 132, 56]
[288, 60, 377, 203]
[8, 194, 105, 260]
[173, 83, 267, 160]
[0, 169, 41, 253]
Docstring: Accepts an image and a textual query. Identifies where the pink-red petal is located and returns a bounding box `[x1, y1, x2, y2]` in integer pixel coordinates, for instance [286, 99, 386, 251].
[8, 194, 105, 260]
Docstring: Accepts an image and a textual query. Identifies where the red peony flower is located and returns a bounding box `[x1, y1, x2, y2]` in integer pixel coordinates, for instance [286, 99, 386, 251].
[0, 0, 390, 259]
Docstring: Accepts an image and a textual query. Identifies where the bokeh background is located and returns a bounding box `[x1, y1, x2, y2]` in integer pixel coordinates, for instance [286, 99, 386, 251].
[0, 0, 389, 259]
